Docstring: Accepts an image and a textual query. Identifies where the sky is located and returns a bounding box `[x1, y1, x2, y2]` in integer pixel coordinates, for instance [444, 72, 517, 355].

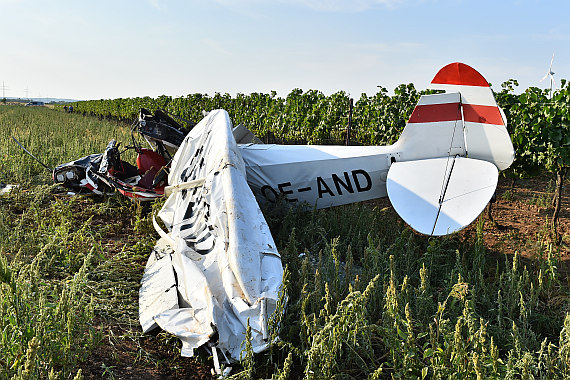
[1, 0, 569, 100]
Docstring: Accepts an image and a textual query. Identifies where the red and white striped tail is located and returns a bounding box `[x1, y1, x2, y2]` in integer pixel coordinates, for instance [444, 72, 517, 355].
[430, 62, 503, 123]
[395, 63, 514, 171]
[387, 63, 514, 236]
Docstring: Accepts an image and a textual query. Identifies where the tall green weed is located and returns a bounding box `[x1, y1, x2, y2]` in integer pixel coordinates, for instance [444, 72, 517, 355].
[244, 204, 570, 379]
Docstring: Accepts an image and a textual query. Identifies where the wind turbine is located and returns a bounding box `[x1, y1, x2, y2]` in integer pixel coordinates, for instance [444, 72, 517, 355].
[540, 53, 556, 98]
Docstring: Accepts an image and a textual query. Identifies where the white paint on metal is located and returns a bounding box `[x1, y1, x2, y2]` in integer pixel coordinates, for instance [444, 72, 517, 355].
[138, 63, 517, 362]
[386, 157, 498, 236]
[416, 91, 461, 105]
[164, 178, 206, 196]
[464, 122, 515, 171]
[429, 83, 498, 106]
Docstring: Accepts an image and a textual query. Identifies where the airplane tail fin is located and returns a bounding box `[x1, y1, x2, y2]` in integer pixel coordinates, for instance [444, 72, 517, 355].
[394, 62, 514, 170]
[387, 63, 514, 236]
[429, 62, 514, 170]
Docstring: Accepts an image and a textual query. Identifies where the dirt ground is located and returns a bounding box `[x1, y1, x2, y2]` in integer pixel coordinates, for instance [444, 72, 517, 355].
[77, 175, 569, 379]
[79, 326, 213, 379]
[464, 176, 570, 271]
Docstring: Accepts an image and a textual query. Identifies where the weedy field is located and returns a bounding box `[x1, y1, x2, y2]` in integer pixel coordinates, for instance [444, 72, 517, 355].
[0, 105, 569, 379]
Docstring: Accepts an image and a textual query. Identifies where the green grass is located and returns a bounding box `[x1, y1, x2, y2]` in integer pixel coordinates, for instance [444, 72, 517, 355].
[248, 206, 570, 379]
[0, 105, 569, 379]
[501, 189, 514, 201]
[0, 105, 134, 186]
[0, 184, 168, 379]
[0, 106, 147, 379]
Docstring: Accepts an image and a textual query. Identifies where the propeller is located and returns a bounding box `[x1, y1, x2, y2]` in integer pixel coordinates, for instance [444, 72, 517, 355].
[540, 53, 556, 97]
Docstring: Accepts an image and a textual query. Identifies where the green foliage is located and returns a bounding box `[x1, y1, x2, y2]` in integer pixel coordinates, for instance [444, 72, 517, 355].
[234, 204, 570, 379]
[0, 105, 133, 186]
[0, 193, 100, 379]
[0, 185, 165, 379]
[0, 106, 152, 378]
[495, 79, 570, 177]
[63, 84, 429, 146]
[68, 79, 567, 180]
[496, 78, 570, 235]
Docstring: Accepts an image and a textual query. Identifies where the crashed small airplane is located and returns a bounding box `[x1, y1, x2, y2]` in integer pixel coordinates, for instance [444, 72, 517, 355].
[18, 63, 515, 365]
[138, 62, 515, 366]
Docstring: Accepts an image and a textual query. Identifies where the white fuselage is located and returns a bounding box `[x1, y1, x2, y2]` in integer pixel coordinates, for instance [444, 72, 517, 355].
[239, 144, 399, 209]
[238, 90, 514, 210]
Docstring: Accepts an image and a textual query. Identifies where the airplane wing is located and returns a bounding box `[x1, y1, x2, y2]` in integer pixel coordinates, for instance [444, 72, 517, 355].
[139, 109, 283, 360]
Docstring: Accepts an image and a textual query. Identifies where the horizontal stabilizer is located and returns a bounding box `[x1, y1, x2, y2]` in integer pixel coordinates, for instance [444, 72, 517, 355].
[386, 157, 497, 236]
[233, 123, 263, 144]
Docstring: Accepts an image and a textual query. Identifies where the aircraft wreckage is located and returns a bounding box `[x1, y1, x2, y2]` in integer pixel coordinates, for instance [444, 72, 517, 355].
[15, 63, 515, 367]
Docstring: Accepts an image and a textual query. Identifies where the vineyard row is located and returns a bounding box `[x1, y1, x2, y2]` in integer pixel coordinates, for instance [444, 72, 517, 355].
[64, 80, 570, 179]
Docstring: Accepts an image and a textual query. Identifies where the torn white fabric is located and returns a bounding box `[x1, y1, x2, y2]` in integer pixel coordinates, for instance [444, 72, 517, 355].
[139, 109, 283, 360]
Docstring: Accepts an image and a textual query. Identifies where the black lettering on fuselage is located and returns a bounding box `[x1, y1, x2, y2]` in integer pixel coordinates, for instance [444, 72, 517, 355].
[352, 169, 372, 192]
[278, 182, 298, 202]
[317, 176, 334, 198]
[260, 169, 372, 201]
[261, 185, 278, 202]
[332, 172, 354, 195]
